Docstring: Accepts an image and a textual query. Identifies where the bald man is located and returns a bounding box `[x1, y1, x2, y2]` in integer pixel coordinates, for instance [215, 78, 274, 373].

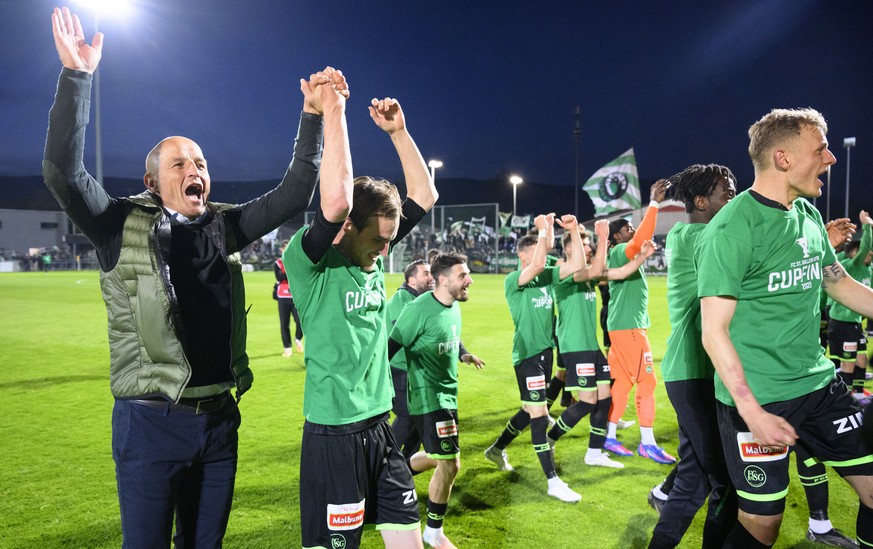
[43, 7, 334, 546]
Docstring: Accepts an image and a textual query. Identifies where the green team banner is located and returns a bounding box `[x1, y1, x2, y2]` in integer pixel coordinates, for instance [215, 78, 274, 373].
[583, 147, 642, 216]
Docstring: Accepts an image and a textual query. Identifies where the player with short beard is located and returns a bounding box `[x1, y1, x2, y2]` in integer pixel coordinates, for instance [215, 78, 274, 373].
[388, 253, 480, 549]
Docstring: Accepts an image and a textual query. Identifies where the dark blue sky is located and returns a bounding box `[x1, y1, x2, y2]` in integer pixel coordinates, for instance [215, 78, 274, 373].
[2, 1, 872, 216]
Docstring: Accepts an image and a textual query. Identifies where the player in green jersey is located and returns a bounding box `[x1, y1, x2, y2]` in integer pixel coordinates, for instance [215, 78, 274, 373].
[604, 179, 676, 464]
[648, 163, 738, 549]
[388, 260, 435, 459]
[827, 211, 873, 402]
[698, 107, 873, 548]
[389, 260, 483, 465]
[818, 218, 856, 354]
[547, 221, 655, 469]
[485, 213, 586, 503]
[284, 73, 438, 549]
[388, 253, 480, 549]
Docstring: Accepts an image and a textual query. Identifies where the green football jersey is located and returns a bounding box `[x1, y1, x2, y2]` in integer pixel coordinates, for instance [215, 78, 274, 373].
[828, 223, 872, 323]
[553, 276, 599, 353]
[696, 192, 837, 406]
[390, 292, 461, 415]
[285, 226, 392, 425]
[606, 243, 650, 331]
[662, 222, 712, 382]
[505, 266, 560, 365]
[386, 287, 417, 372]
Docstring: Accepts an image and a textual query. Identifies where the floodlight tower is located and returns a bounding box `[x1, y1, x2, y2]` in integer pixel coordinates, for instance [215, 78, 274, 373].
[843, 137, 856, 219]
[75, 0, 133, 183]
[509, 175, 523, 216]
[428, 160, 443, 234]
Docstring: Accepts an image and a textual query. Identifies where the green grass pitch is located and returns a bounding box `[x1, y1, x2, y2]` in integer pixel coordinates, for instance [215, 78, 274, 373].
[0, 271, 858, 547]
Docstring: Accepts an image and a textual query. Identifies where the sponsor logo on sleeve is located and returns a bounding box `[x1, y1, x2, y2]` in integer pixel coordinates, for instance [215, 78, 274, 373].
[436, 419, 458, 438]
[736, 432, 788, 462]
[575, 363, 595, 377]
[327, 500, 365, 531]
[526, 375, 546, 391]
[643, 352, 653, 365]
[744, 465, 767, 488]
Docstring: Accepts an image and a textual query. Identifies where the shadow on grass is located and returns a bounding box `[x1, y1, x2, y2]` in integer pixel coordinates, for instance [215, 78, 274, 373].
[13, 519, 120, 549]
[615, 513, 657, 548]
[0, 374, 104, 390]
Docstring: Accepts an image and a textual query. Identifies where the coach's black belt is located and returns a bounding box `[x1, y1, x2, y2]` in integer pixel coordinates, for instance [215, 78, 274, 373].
[130, 392, 232, 415]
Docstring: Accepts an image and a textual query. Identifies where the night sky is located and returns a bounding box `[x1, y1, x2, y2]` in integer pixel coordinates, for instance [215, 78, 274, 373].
[2, 0, 872, 217]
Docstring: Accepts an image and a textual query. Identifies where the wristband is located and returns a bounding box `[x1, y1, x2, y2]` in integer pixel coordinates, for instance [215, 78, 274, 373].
[649, 200, 660, 209]
[537, 234, 550, 239]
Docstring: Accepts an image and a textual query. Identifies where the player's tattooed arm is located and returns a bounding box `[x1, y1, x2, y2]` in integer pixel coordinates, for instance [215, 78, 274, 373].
[823, 259, 873, 317]
[821, 261, 847, 289]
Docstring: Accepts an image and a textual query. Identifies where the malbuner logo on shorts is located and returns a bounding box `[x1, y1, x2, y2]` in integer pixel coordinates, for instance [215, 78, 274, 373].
[327, 500, 365, 531]
[736, 432, 788, 462]
[436, 419, 458, 438]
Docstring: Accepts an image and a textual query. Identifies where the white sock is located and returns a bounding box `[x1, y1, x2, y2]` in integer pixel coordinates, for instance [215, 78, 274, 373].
[548, 476, 565, 488]
[587, 447, 602, 458]
[423, 525, 443, 539]
[652, 483, 668, 500]
[607, 422, 618, 439]
[640, 426, 656, 446]
[808, 517, 833, 534]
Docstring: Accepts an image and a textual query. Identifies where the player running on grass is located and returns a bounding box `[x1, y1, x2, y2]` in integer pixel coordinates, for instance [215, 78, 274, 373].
[388, 252, 481, 549]
[389, 260, 484, 464]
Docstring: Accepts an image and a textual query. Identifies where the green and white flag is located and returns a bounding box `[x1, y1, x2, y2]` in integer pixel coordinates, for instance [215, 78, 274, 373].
[583, 148, 641, 216]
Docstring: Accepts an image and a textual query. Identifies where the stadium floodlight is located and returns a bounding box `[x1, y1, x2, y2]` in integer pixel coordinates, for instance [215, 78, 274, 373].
[74, 0, 134, 184]
[428, 159, 443, 177]
[509, 175, 523, 216]
[843, 137, 856, 219]
[75, 0, 134, 18]
[428, 160, 443, 234]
